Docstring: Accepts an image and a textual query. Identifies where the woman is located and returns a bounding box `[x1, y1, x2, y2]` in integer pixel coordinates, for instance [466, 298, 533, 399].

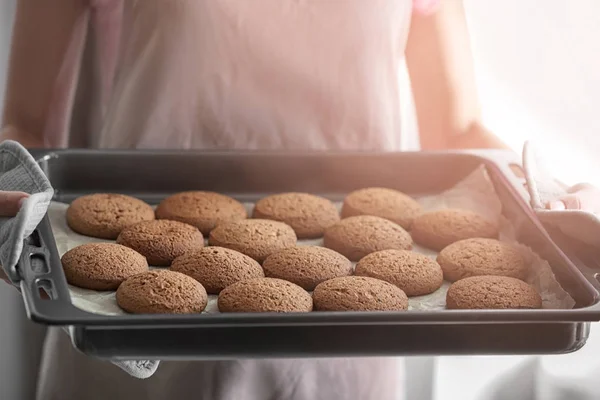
[1, 0, 514, 399]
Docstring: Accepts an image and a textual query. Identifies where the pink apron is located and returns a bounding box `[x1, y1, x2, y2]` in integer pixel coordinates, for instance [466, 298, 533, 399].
[37, 1, 437, 398]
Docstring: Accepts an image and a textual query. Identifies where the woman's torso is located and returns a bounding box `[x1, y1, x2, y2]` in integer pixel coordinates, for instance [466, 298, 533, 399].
[39, 1, 421, 399]
[55, 0, 421, 151]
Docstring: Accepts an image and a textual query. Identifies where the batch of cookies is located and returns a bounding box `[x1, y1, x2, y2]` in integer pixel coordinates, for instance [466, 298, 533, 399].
[61, 187, 542, 315]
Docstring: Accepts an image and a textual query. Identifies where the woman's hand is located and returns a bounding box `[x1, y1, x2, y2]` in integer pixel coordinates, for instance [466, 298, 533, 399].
[547, 183, 600, 213]
[0, 191, 29, 284]
[0, 191, 29, 217]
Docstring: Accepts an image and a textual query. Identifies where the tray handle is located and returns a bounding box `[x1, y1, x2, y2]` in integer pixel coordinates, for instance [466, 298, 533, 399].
[18, 244, 69, 300]
[17, 216, 89, 324]
[461, 148, 530, 202]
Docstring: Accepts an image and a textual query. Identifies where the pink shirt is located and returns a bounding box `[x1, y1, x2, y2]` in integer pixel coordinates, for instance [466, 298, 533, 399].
[45, 0, 438, 151]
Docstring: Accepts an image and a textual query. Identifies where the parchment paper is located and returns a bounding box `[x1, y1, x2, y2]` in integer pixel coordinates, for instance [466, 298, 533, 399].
[47, 165, 575, 316]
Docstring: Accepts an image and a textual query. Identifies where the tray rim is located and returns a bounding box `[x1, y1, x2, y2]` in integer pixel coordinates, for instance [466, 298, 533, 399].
[19, 148, 600, 327]
[68, 320, 590, 359]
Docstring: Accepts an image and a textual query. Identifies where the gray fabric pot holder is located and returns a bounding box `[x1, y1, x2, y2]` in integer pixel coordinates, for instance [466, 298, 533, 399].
[0, 140, 158, 379]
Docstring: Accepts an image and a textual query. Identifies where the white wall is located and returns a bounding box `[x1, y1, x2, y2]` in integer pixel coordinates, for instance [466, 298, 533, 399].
[437, 3, 600, 399]
[466, 0, 600, 186]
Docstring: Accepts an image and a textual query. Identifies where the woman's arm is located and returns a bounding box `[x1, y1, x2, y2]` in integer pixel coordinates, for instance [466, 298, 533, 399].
[406, 0, 508, 150]
[1, 0, 86, 146]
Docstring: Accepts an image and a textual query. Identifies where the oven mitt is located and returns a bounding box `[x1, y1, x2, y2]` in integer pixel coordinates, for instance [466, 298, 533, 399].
[0, 141, 53, 282]
[0, 140, 159, 380]
[523, 141, 600, 248]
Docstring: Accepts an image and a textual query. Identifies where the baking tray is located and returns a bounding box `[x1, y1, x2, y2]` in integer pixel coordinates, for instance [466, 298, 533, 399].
[14, 149, 600, 360]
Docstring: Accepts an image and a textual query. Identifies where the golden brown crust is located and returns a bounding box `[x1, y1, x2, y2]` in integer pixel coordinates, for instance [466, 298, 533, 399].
[323, 215, 412, 261]
[116, 270, 208, 314]
[61, 243, 148, 290]
[436, 238, 528, 282]
[116, 220, 204, 266]
[446, 275, 542, 309]
[341, 187, 422, 229]
[313, 276, 408, 312]
[208, 219, 297, 263]
[156, 191, 247, 235]
[66, 194, 154, 239]
[410, 209, 498, 251]
[262, 246, 352, 291]
[355, 250, 443, 296]
[218, 278, 313, 313]
[170, 246, 264, 294]
[253, 192, 340, 239]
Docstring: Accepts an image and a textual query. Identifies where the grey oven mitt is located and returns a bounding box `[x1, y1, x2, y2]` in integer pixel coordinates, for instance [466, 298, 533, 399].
[523, 141, 600, 247]
[0, 140, 159, 380]
[0, 141, 53, 281]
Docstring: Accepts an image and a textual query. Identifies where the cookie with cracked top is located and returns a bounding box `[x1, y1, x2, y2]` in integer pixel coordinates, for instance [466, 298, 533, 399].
[116, 219, 204, 266]
[66, 193, 154, 239]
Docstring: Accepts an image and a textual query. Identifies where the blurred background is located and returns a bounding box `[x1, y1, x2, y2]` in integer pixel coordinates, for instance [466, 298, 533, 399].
[465, 0, 600, 188]
[1, 0, 600, 399]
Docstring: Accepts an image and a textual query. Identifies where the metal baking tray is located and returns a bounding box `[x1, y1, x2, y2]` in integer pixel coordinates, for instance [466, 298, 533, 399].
[14, 149, 600, 360]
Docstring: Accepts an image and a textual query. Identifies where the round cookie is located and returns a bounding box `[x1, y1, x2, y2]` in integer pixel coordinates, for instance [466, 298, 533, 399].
[355, 250, 443, 296]
[61, 243, 148, 290]
[313, 276, 408, 312]
[446, 275, 542, 309]
[436, 238, 528, 282]
[252, 192, 340, 239]
[341, 187, 422, 229]
[171, 246, 264, 294]
[116, 270, 208, 314]
[410, 208, 498, 251]
[116, 220, 204, 266]
[156, 191, 247, 235]
[323, 215, 412, 261]
[218, 277, 313, 313]
[262, 246, 353, 291]
[208, 219, 297, 263]
[66, 193, 155, 239]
